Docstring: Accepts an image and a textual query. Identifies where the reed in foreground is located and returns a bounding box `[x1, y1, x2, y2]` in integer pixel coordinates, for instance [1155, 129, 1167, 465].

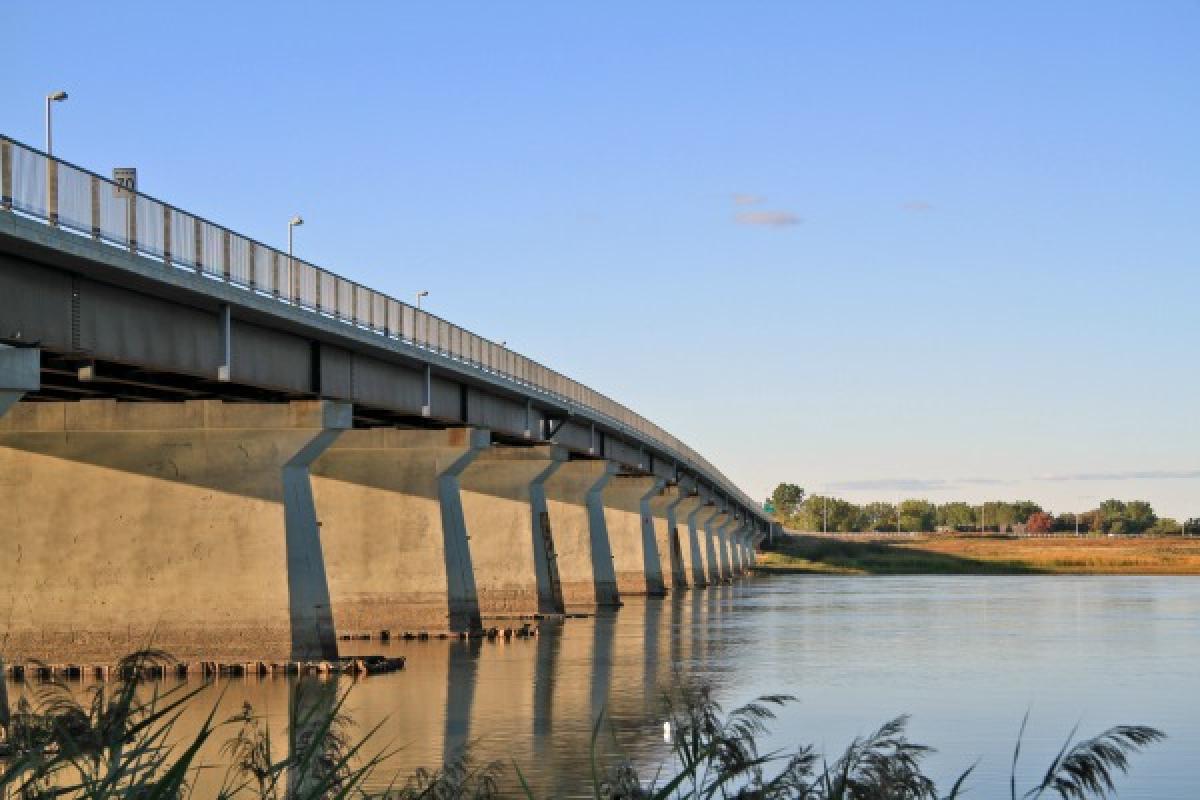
[0, 651, 1164, 799]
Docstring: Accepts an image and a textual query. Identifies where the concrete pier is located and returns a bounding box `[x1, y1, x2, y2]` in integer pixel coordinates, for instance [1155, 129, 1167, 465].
[460, 444, 567, 616]
[673, 494, 707, 588]
[653, 486, 688, 589]
[602, 475, 666, 596]
[715, 513, 735, 580]
[543, 459, 620, 609]
[705, 509, 732, 583]
[0, 399, 349, 663]
[699, 506, 723, 585]
[311, 427, 487, 636]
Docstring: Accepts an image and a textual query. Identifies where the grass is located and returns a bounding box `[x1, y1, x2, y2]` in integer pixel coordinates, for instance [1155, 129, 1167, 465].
[755, 533, 1200, 575]
[0, 650, 1166, 799]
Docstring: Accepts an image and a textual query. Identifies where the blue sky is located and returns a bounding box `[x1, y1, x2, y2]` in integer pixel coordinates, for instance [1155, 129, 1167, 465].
[3, 2, 1197, 518]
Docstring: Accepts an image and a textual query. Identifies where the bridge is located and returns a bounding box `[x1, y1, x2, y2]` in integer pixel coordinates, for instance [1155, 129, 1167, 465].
[0, 134, 773, 666]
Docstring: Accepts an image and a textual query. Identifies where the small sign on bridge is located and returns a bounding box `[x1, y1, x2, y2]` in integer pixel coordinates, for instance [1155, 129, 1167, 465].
[112, 167, 137, 198]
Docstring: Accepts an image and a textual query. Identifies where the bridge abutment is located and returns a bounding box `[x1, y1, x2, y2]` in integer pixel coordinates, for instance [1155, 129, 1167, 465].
[310, 427, 487, 636]
[542, 459, 620, 610]
[0, 398, 348, 664]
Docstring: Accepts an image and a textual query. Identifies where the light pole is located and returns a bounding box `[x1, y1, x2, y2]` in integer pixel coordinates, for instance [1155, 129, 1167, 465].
[45, 91, 68, 155]
[287, 216, 303, 301]
[416, 290, 429, 310]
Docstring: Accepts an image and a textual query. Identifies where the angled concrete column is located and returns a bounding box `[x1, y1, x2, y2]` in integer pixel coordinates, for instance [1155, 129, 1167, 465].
[0, 346, 38, 419]
[602, 474, 666, 596]
[0, 399, 349, 663]
[311, 427, 488, 635]
[716, 515, 736, 580]
[707, 510, 733, 582]
[674, 494, 708, 588]
[700, 506, 724, 585]
[728, 524, 745, 574]
[543, 459, 620, 609]
[655, 486, 688, 589]
[460, 444, 567, 616]
[734, 526, 752, 573]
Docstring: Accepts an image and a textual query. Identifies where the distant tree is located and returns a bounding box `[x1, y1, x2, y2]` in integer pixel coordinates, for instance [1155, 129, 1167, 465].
[1186, 518, 1200, 536]
[861, 502, 895, 531]
[937, 502, 976, 530]
[770, 483, 805, 520]
[1147, 518, 1181, 536]
[1124, 501, 1156, 534]
[899, 499, 936, 533]
[1053, 512, 1077, 532]
[1027, 511, 1054, 534]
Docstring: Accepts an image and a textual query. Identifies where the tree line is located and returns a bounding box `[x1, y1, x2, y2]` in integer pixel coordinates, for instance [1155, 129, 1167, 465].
[768, 483, 1197, 535]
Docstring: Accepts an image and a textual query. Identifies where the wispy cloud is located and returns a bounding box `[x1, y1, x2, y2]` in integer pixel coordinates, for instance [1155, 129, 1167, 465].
[826, 478, 952, 492]
[732, 193, 766, 206]
[1039, 469, 1200, 482]
[902, 200, 933, 212]
[825, 476, 1015, 493]
[735, 210, 802, 227]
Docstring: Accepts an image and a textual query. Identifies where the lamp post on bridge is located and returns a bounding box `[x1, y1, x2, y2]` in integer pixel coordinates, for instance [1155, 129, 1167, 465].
[45, 91, 68, 155]
[416, 290, 429, 310]
[287, 216, 303, 302]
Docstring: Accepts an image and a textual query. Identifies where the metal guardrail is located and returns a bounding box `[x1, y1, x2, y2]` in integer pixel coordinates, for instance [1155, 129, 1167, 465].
[0, 134, 761, 516]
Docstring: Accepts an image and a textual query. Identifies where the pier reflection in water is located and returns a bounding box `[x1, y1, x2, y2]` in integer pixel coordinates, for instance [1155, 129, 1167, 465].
[147, 589, 732, 797]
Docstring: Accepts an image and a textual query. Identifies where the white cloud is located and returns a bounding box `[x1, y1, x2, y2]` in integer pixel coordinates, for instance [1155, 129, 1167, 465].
[735, 210, 801, 227]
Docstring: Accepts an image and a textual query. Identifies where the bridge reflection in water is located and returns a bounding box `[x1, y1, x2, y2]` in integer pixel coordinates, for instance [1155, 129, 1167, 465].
[114, 591, 735, 797]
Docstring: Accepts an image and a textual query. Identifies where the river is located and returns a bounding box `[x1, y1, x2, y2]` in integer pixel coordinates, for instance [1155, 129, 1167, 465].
[17, 575, 1198, 796]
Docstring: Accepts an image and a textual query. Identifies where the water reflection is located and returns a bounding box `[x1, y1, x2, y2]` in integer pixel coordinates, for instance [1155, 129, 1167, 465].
[12, 576, 1193, 798]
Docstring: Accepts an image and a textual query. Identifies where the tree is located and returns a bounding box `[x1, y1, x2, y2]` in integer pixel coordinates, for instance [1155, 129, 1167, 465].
[937, 502, 976, 530]
[1027, 511, 1054, 534]
[899, 499, 936, 533]
[770, 483, 805, 520]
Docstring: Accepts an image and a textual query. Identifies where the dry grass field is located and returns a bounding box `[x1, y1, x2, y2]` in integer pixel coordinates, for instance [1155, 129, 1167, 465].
[756, 533, 1200, 575]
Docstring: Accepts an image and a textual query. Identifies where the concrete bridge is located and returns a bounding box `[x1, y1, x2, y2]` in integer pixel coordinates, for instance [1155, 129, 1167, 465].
[0, 134, 772, 665]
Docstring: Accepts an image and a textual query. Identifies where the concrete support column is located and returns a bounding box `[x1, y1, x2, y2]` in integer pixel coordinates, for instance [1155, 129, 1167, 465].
[602, 474, 666, 596]
[0, 399, 349, 664]
[734, 526, 752, 573]
[715, 514, 736, 580]
[654, 486, 688, 589]
[700, 506, 724, 585]
[311, 427, 488, 635]
[460, 444, 567, 617]
[543, 459, 620, 609]
[728, 524, 746, 574]
[1, 347, 38, 419]
[673, 495, 707, 588]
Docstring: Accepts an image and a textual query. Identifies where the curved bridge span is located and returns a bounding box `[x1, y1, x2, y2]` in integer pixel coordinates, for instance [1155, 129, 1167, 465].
[0, 134, 772, 665]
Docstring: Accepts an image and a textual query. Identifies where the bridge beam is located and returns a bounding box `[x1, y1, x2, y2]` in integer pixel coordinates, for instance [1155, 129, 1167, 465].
[0, 398, 349, 664]
[602, 474, 666, 596]
[460, 444, 567, 617]
[310, 427, 488, 636]
[543, 459, 620, 610]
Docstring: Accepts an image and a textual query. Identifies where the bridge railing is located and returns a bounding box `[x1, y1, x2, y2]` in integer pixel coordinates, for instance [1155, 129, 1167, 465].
[0, 134, 759, 514]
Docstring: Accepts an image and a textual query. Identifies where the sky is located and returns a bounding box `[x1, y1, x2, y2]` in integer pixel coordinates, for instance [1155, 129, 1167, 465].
[2, 2, 1197, 519]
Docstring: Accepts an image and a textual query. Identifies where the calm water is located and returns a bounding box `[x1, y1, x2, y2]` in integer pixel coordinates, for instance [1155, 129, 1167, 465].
[30, 575, 1200, 796]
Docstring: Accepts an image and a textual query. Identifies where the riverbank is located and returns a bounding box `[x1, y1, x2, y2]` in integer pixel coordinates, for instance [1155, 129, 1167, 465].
[755, 533, 1200, 575]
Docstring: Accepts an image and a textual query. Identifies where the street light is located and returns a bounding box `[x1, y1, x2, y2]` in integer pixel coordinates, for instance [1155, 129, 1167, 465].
[45, 91, 68, 155]
[287, 216, 303, 301]
[416, 290, 429, 310]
